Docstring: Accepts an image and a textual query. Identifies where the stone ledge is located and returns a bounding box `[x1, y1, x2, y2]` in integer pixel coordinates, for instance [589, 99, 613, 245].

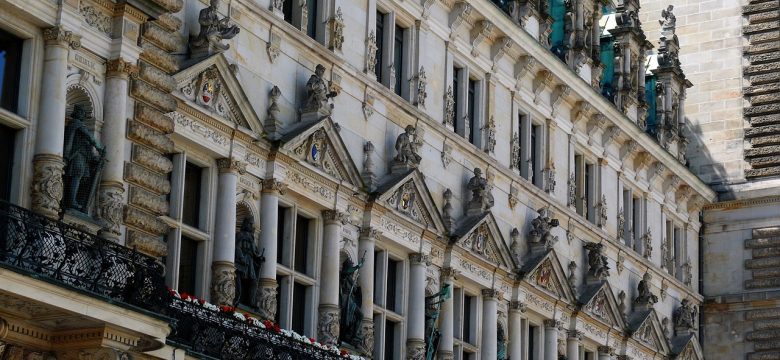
[126, 229, 168, 258]
[745, 103, 780, 116]
[756, 320, 780, 331]
[747, 329, 780, 341]
[746, 256, 780, 269]
[743, 21, 779, 35]
[755, 227, 780, 238]
[750, 93, 780, 105]
[744, 1, 779, 15]
[746, 277, 780, 289]
[125, 206, 169, 236]
[749, 31, 780, 45]
[131, 144, 174, 174]
[749, 114, 780, 127]
[747, 308, 780, 321]
[749, 135, 780, 147]
[128, 186, 169, 215]
[127, 120, 175, 154]
[139, 61, 176, 93]
[745, 145, 780, 157]
[745, 62, 780, 76]
[755, 340, 780, 351]
[748, 155, 780, 168]
[753, 247, 780, 258]
[748, 350, 780, 360]
[124, 163, 171, 195]
[746, 166, 780, 178]
[745, 42, 780, 55]
[754, 268, 780, 279]
[746, 125, 780, 138]
[139, 42, 178, 74]
[748, 10, 780, 24]
[131, 79, 177, 113]
[746, 83, 780, 96]
[747, 236, 780, 249]
[135, 103, 175, 134]
[142, 22, 179, 53]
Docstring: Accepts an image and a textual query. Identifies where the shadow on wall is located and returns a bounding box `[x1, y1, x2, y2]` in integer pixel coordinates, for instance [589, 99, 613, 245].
[684, 120, 731, 198]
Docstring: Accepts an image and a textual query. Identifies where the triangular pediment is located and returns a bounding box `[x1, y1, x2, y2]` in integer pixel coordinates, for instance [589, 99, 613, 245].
[174, 53, 263, 135]
[579, 281, 626, 330]
[519, 249, 576, 302]
[671, 334, 703, 360]
[451, 212, 515, 270]
[628, 309, 671, 354]
[279, 117, 363, 187]
[374, 169, 445, 233]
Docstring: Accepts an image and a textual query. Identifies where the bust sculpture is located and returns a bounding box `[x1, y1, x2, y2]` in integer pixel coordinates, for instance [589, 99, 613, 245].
[63, 104, 105, 215]
[191, 0, 240, 54]
[394, 125, 422, 167]
[301, 64, 338, 117]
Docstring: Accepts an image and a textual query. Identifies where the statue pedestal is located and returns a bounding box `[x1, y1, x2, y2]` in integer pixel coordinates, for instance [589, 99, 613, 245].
[63, 210, 103, 235]
[300, 109, 331, 123]
[190, 41, 224, 60]
[390, 161, 416, 175]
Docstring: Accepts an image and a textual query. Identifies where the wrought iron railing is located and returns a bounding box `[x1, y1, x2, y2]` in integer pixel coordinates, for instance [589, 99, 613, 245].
[0, 201, 352, 359]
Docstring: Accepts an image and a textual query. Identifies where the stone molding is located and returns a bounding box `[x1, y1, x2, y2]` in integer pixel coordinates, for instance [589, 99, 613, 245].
[322, 210, 346, 225]
[409, 253, 430, 265]
[216, 158, 247, 175]
[43, 25, 81, 49]
[317, 304, 340, 346]
[261, 178, 286, 195]
[105, 58, 138, 79]
[211, 261, 237, 306]
[31, 154, 65, 219]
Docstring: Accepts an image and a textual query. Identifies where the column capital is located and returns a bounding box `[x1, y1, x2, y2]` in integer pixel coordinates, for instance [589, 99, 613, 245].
[598, 346, 614, 355]
[567, 330, 583, 340]
[440, 267, 459, 282]
[543, 319, 562, 329]
[482, 288, 501, 300]
[509, 300, 527, 313]
[262, 178, 287, 194]
[106, 57, 139, 79]
[216, 158, 247, 175]
[322, 209, 347, 225]
[409, 253, 430, 265]
[360, 226, 381, 241]
[43, 25, 80, 49]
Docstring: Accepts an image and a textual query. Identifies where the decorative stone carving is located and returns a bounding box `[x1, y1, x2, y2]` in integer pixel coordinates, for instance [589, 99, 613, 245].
[97, 186, 124, 239]
[267, 29, 281, 63]
[528, 207, 560, 251]
[328, 7, 345, 51]
[356, 318, 374, 356]
[235, 217, 262, 307]
[444, 85, 455, 127]
[567, 173, 576, 207]
[510, 132, 520, 171]
[660, 280, 668, 300]
[191, 0, 240, 55]
[566, 221, 575, 244]
[510, 228, 522, 265]
[485, 116, 497, 154]
[300, 64, 338, 117]
[415, 66, 427, 108]
[31, 154, 65, 219]
[682, 258, 693, 287]
[257, 279, 278, 320]
[269, 0, 284, 14]
[106, 58, 138, 79]
[567, 260, 577, 293]
[362, 141, 376, 190]
[365, 30, 378, 74]
[406, 341, 426, 360]
[441, 141, 453, 169]
[393, 125, 422, 169]
[43, 25, 81, 49]
[508, 183, 519, 210]
[585, 242, 610, 281]
[617, 208, 625, 240]
[616, 252, 625, 274]
[598, 194, 608, 228]
[633, 272, 658, 309]
[442, 188, 455, 233]
[543, 166, 556, 193]
[211, 262, 237, 306]
[266, 86, 282, 136]
[318, 305, 340, 346]
[63, 104, 106, 216]
[466, 168, 494, 215]
[659, 5, 676, 35]
[362, 90, 375, 120]
[642, 228, 653, 259]
[673, 299, 697, 334]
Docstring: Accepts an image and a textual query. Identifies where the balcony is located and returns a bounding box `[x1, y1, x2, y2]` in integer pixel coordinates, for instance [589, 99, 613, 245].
[0, 201, 353, 359]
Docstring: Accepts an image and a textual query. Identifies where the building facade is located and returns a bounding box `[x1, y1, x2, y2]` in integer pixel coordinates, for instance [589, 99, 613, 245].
[0, 0, 718, 359]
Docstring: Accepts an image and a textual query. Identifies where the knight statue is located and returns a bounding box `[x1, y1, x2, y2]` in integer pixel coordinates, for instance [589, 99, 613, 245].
[63, 104, 105, 215]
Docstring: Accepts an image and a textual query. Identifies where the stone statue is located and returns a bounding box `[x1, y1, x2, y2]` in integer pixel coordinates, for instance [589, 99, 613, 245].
[510, 228, 522, 266]
[394, 125, 422, 167]
[673, 299, 697, 332]
[301, 64, 338, 116]
[340, 256, 364, 345]
[191, 0, 240, 54]
[467, 168, 494, 213]
[634, 272, 658, 308]
[659, 5, 676, 34]
[528, 207, 560, 249]
[585, 242, 610, 281]
[234, 217, 263, 307]
[63, 104, 105, 215]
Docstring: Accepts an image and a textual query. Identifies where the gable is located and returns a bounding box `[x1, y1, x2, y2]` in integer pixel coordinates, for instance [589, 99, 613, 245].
[376, 170, 445, 233]
[452, 212, 515, 270]
[580, 282, 626, 330]
[630, 310, 671, 354]
[174, 54, 264, 135]
[521, 250, 576, 303]
[673, 335, 703, 360]
[280, 117, 363, 187]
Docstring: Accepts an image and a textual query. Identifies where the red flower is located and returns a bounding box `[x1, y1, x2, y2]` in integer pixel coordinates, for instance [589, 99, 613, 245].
[273, 324, 281, 333]
[340, 349, 348, 356]
[310, 338, 316, 343]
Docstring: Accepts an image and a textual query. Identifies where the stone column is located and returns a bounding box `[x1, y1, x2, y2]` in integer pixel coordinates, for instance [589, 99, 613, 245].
[407, 253, 428, 360]
[356, 227, 380, 355]
[210, 159, 244, 306]
[567, 330, 582, 360]
[438, 268, 457, 360]
[258, 178, 285, 320]
[97, 58, 136, 242]
[31, 26, 79, 219]
[598, 345, 613, 360]
[319, 210, 345, 346]
[543, 320, 560, 360]
[481, 289, 499, 360]
[508, 301, 525, 360]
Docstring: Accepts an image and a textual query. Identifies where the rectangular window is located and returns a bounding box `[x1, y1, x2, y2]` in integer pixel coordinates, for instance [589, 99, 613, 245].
[291, 281, 308, 334]
[182, 162, 203, 228]
[277, 206, 289, 264]
[0, 29, 23, 113]
[673, 225, 681, 275]
[384, 319, 398, 360]
[585, 162, 594, 224]
[529, 324, 539, 360]
[575, 154, 585, 216]
[386, 258, 399, 312]
[531, 124, 541, 187]
[633, 196, 641, 252]
[282, 0, 294, 23]
[375, 11, 386, 82]
[453, 66, 463, 135]
[584, 350, 596, 360]
[463, 294, 476, 344]
[0, 124, 14, 201]
[177, 236, 199, 294]
[622, 189, 632, 245]
[294, 215, 310, 274]
[306, 0, 318, 39]
[393, 24, 405, 96]
[467, 78, 477, 144]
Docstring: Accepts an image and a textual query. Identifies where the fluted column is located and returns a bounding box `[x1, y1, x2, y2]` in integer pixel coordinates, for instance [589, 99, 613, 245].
[210, 159, 244, 306]
[438, 268, 457, 360]
[407, 253, 428, 360]
[31, 26, 80, 218]
[508, 301, 526, 360]
[543, 320, 561, 360]
[598, 345, 613, 360]
[356, 227, 380, 355]
[481, 289, 499, 360]
[97, 58, 136, 242]
[258, 178, 285, 320]
[567, 330, 582, 360]
[319, 210, 345, 346]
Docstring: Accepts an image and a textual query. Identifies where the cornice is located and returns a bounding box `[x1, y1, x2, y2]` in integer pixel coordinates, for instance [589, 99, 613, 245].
[703, 195, 780, 211]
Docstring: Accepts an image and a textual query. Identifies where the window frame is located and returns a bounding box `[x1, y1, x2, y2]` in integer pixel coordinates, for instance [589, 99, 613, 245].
[451, 59, 486, 149]
[453, 285, 482, 357]
[375, 6, 417, 102]
[372, 247, 407, 360]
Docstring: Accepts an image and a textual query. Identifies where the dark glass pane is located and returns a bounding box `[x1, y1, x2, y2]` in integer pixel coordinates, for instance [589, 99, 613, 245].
[294, 215, 309, 274]
[275, 275, 283, 324]
[306, 0, 317, 39]
[178, 236, 199, 294]
[600, 37, 616, 100]
[453, 67, 461, 135]
[467, 79, 476, 144]
[585, 164, 592, 221]
[277, 206, 287, 264]
[531, 124, 538, 178]
[393, 25, 404, 96]
[0, 124, 14, 201]
[182, 163, 202, 227]
[384, 320, 396, 360]
[463, 295, 473, 343]
[529, 325, 538, 359]
[549, 0, 566, 58]
[645, 76, 658, 135]
[386, 258, 398, 312]
[376, 12, 385, 82]
[282, 0, 293, 25]
[517, 114, 525, 171]
[292, 282, 307, 334]
[373, 251, 382, 304]
[0, 29, 23, 113]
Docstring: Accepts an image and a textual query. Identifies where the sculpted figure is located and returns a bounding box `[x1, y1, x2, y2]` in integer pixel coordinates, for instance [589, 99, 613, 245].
[585, 242, 610, 280]
[674, 299, 697, 331]
[340, 257, 364, 344]
[63, 104, 105, 214]
[302, 64, 338, 115]
[634, 272, 658, 307]
[529, 207, 560, 248]
[659, 5, 676, 33]
[467, 168, 494, 211]
[394, 125, 422, 167]
[192, 0, 240, 52]
[234, 217, 263, 307]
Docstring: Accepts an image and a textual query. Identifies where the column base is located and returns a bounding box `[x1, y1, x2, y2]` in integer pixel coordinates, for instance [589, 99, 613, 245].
[438, 350, 453, 360]
[356, 317, 375, 356]
[210, 261, 236, 306]
[97, 183, 125, 242]
[318, 304, 340, 346]
[406, 339, 425, 360]
[257, 278, 278, 321]
[31, 154, 65, 219]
